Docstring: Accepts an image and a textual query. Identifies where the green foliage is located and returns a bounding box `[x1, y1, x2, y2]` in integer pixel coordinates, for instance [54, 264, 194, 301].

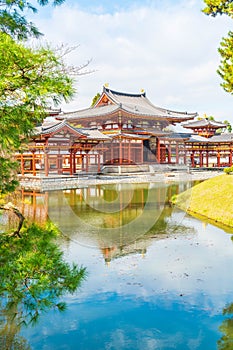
[203, 1, 233, 95]
[0, 0, 66, 40]
[197, 114, 215, 120]
[0, 32, 76, 193]
[0, 222, 86, 331]
[218, 303, 233, 349]
[170, 194, 177, 205]
[91, 92, 101, 106]
[203, 0, 233, 18]
[0, 157, 19, 193]
[224, 165, 233, 174]
[224, 120, 233, 132]
[218, 31, 233, 94]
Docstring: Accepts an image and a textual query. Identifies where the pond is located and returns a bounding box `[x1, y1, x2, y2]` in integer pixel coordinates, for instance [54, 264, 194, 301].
[2, 181, 233, 349]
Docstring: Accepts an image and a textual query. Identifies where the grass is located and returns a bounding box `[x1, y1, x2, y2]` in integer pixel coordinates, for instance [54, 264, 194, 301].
[174, 174, 233, 227]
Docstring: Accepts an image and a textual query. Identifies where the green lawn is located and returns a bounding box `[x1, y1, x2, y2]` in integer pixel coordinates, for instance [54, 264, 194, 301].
[174, 174, 233, 227]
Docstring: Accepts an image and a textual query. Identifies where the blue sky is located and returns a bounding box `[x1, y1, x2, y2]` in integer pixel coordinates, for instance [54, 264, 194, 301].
[34, 0, 185, 15]
[29, 0, 233, 124]
[66, 0, 186, 13]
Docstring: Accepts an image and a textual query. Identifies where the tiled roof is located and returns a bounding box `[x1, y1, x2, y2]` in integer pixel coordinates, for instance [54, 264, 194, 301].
[185, 135, 211, 143]
[33, 120, 109, 140]
[59, 104, 119, 120]
[182, 119, 226, 129]
[104, 87, 197, 119]
[45, 107, 62, 116]
[164, 132, 192, 140]
[111, 132, 150, 140]
[83, 129, 110, 140]
[58, 87, 197, 122]
[185, 133, 233, 143]
[209, 133, 233, 143]
[41, 120, 86, 136]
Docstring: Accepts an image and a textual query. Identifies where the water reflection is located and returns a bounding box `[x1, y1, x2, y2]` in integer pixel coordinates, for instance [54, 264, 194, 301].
[218, 233, 233, 350]
[2, 181, 233, 349]
[3, 182, 196, 263]
[0, 224, 86, 350]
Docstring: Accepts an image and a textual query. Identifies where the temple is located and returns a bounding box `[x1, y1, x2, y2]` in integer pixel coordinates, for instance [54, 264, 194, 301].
[17, 86, 233, 176]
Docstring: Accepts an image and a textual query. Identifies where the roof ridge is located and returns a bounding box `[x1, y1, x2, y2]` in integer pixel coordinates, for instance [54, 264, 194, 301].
[104, 86, 146, 98]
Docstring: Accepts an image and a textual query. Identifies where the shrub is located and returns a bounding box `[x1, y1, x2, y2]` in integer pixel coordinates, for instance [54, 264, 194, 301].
[224, 166, 233, 174]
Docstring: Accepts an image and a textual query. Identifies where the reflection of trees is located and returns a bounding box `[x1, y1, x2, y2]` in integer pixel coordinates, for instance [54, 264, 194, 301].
[4, 183, 195, 265]
[46, 183, 196, 262]
[0, 223, 86, 349]
[218, 303, 233, 350]
[217, 236, 233, 350]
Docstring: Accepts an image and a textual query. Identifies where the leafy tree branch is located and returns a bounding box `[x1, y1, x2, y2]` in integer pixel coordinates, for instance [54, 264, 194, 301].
[203, 0, 233, 94]
[0, 0, 66, 40]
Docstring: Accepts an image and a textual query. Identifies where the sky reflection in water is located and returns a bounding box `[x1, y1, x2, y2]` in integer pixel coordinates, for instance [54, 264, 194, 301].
[19, 183, 233, 349]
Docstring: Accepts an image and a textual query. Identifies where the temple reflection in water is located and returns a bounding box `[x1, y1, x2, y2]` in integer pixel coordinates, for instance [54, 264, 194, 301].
[1, 182, 194, 263]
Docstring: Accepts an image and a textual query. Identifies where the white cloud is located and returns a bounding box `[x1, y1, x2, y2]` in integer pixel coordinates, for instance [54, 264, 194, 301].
[34, 0, 232, 122]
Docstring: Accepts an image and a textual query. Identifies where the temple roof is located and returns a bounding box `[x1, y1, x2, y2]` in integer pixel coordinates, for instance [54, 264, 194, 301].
[185, 135, 211, 143]
[33, 120, 110, 140]
[185, 133, 233, 143]
[58, 86, 197, 123]
[210, 133, 233, 142]
[111, 132, 151, 140]
[163, 132, 192, 140]
[182, 119, 226, 129]
[45, 107, 62, 116]
[58, 104, 119, 120]
[82, 128, 110, 140]
[33, 120, 84, 136]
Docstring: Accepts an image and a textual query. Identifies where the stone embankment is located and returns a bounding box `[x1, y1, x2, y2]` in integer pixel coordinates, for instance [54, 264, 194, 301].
[19, 170, 223, 192]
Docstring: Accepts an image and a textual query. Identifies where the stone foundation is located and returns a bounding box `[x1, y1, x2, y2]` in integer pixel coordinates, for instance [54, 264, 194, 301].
[18, 169, 223, 192]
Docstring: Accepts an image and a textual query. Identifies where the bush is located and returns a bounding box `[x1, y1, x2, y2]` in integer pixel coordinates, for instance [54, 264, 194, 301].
[224, 166, 233, 174]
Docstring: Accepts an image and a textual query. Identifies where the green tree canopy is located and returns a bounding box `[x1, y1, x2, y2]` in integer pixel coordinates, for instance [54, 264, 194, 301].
[0, 223, 86, 349]
[91, 92, 101, 106]
[0, 0, 66, 40]
[0, 32, 76, 193]
[203, 0, 233, 95]
[217, 31, 233, 94]
[203, 0, 233, 18]
[224, 119, 232, 132]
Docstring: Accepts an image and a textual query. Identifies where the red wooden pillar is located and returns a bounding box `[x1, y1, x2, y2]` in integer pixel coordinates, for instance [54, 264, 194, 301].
[217, 151, 221, 167]
[140, 140, 143, 164]
[44, 138, 49, 177]
[206, 151, 209, 167]
[81, 154, 85, 171]
[32, 150, 36, 176]
[73, 151, 77, 174]
[157, 138, 161, 163]
[167, 143, 171, 163]
[21, 153, 25, 176]
[44, 149, 49, 176]
[229, 149, 232, 166]
[119, 137, 122, 165]
[200, 152, 203, 167]
[69, 150, 73, 175]
[57, 148, 63, 175]
[175, 142, 179, 164]
[111, 141, 114, 164]
[86, 153, 89, 172]
[183, 149, 186, 165]
[199, 152, 202, 167]
[128, 140, 131, 164]
[98, 153, 101, 173]
[191, 153, 195, 167]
